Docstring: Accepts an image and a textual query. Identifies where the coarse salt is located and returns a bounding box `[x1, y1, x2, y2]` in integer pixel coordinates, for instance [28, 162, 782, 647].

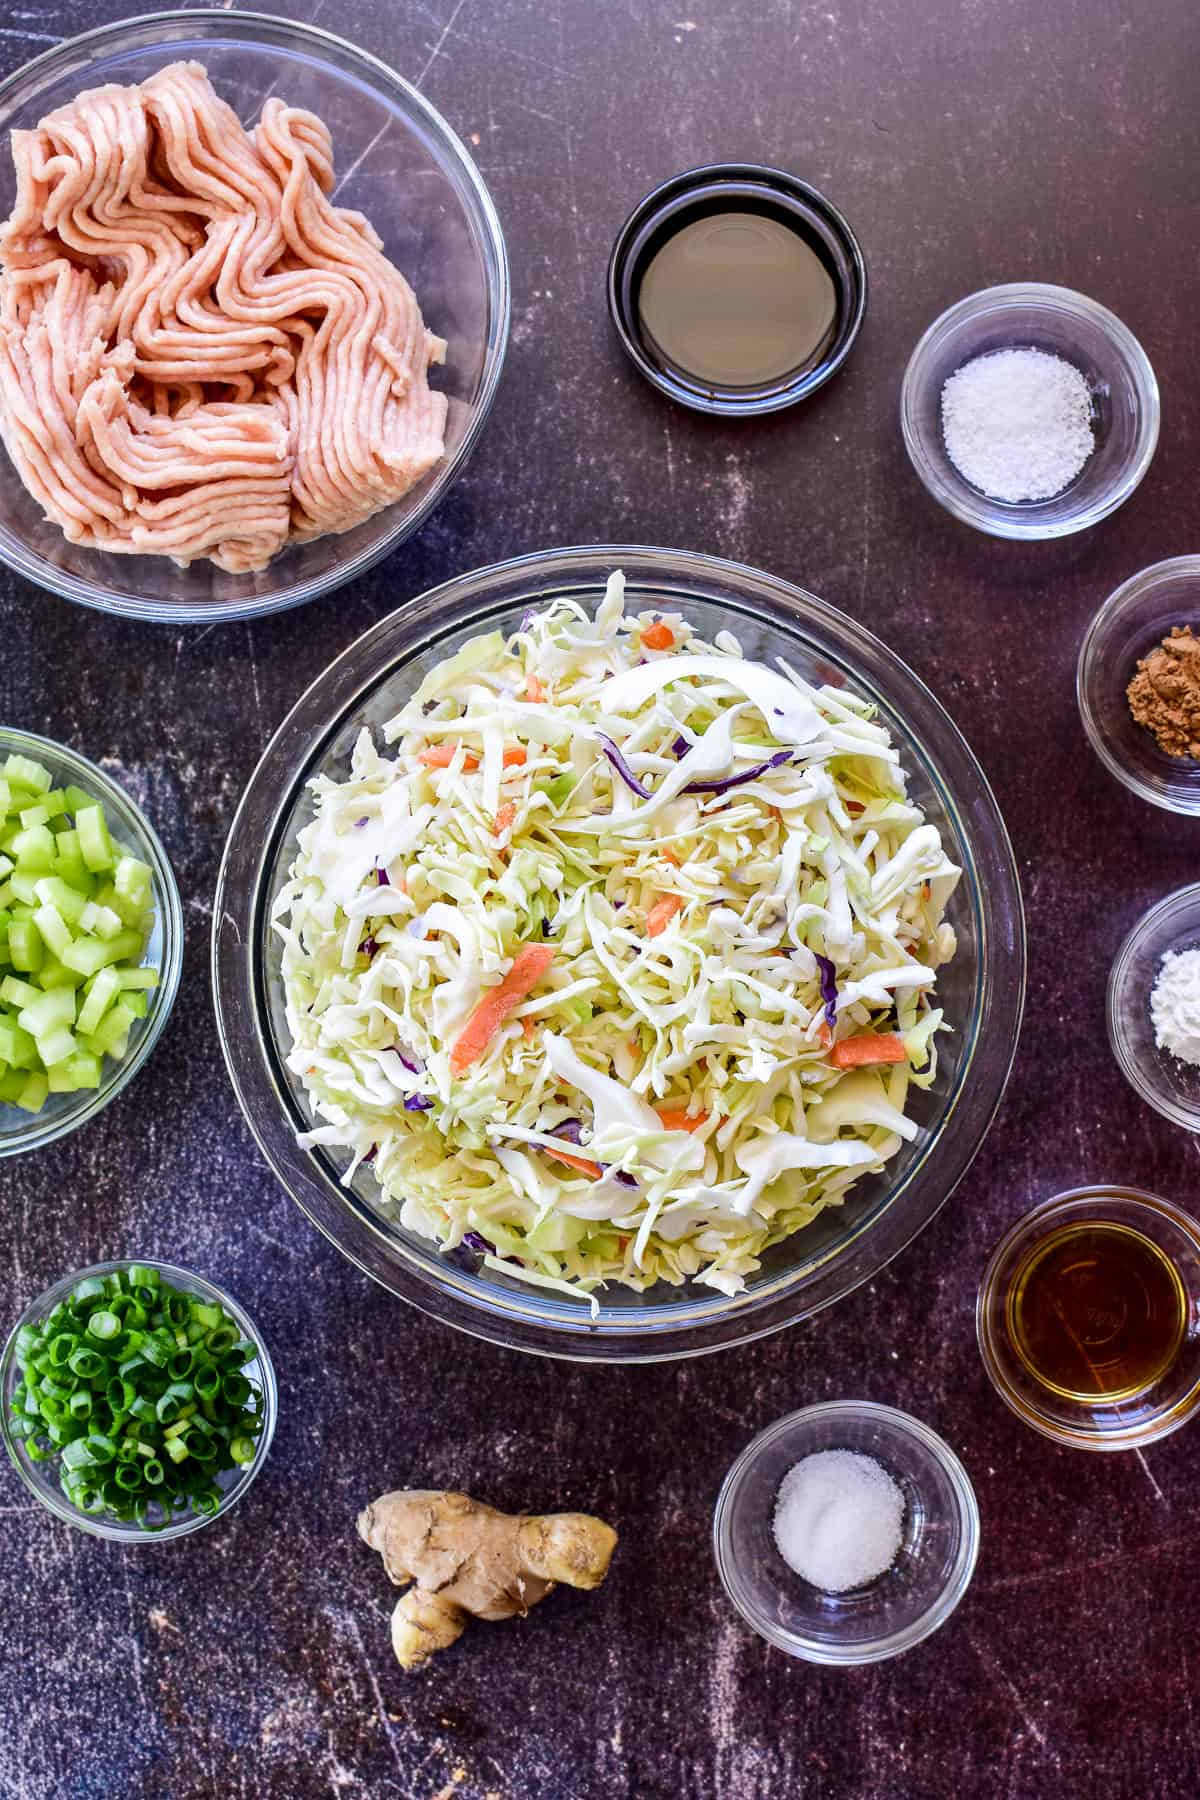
[940, 347, 1094, 502]
[1150, 948, 1200, 1068]
[772, 1448, 905, 1593]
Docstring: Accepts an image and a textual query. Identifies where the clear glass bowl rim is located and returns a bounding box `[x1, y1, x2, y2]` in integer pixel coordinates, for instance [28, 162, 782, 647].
[0, 8, 511, 623]
[975, 1183, 1200, 1448]
[1078, 556, 1200, 815]
[899, 281, 1160, 540]
[212, 543, 1026, 1363]
[0, 726, 183, 1157]
[0, 1257, 278, 1540]
[1107, 885, 1200, 1130]
[711, 1400, 981, 1664]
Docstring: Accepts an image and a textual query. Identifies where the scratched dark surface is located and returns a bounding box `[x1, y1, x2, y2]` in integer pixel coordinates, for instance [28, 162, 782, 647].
[1, 0, 1198, 1795]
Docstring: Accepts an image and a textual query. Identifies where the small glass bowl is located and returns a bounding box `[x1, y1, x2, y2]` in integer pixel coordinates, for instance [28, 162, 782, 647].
[1078, 558, 1200, 814]
[977, 1187, 1200, 1450]
[1108, 884, 1200, 1130]
[0, 11, 509, 622]
[0, 1259, 277, 1541]
[900, 282, 1159, 539]
[712, 1402, 980, 1664]
[0, 729, 183, 1158]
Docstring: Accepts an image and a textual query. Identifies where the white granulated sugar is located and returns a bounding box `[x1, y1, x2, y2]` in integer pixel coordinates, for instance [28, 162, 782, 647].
[772, 1448, 905, 1593]
[1150, 948, 1200, 1068]
[940, 347, 1095, 502]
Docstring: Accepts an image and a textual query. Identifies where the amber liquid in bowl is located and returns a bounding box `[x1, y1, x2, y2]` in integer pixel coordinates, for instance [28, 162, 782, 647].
[1007, 1221, 1186, 1402]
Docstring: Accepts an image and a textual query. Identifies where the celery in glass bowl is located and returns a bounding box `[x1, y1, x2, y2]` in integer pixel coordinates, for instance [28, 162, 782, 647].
[0, 729, 182, 1156]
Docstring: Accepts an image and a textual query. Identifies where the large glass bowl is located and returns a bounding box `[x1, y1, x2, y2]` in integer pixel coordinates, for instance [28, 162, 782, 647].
[212, 547, 1026, 1361]
[0, 11, 509, 623]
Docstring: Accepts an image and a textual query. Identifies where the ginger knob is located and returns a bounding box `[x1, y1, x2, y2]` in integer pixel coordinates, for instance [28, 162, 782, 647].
[357, 1488, 618, 1672]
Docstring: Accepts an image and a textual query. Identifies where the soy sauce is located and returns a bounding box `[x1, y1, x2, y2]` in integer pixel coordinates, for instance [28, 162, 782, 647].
[1007, 1221, 1186, 1401]
[637, 209, 838, 390]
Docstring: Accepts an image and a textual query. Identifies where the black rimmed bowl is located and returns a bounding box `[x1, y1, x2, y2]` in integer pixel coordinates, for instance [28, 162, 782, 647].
[212, 546, 1025, 1362]
[607, 164, 866, 416]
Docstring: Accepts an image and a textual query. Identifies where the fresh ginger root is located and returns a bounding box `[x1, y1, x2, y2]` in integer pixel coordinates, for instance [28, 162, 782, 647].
[357, 1488, 618, 1672]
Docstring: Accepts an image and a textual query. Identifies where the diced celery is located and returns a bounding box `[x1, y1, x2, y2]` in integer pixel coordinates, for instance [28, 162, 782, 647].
[75, 806, 114, 873]
[52, 830, 90, 890]
[19, 803, 50, 831]
[17, 986, 75, 1039]
[60, 929, 141, 978]
[116, 966, 158, 991]
[122, 991, 149, 1019]
[33, 876, 88, 927]
[41, 790, 70, 822]
[7, 871, 40, 906]
[47, 1050, 102, 1093]
[0, 976, 40, 1008]
[0, 780, 8, 815]
[0, 908, 10, 949]
[0, 1068, 25, 1103]
[32, 903, 72, 959]
[7, 919, 43, 973]
[10, 825, 55, 872]
[0, 1019, 37, 1069]
[77, 967, 120, 1035]
[61, 785, 93, 816]
[88, 1001, 136, 1057]
[78, 901, 122, 941]
[113, 856, 152, 905]
[37, 959, 85, 993]
[0, 854, 11, 879]
[3, 754, 51, 795]
[14, 1071, 49, 1112]
[35, 1025, 77, 1067]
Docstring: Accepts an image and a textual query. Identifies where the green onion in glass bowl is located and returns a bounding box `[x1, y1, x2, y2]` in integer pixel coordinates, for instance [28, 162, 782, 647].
[0, 1260, 277, 1541]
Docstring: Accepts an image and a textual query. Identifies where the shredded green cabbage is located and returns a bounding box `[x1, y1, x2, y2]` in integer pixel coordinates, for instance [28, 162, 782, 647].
[272, 573, 960, 1306]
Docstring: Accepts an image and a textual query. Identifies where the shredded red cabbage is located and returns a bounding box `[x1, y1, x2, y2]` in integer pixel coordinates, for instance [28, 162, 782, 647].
[390, 1046, 423, 1075]
[463, 1229, 495, 1253]
[684, 750, 794, 794]
[814, 952, 838, 1029]
[598, 733, 653, 800]
[549, 1118, 585, 1145]
[404, 1094, 433, 1112]
[359, 935, 380, 960]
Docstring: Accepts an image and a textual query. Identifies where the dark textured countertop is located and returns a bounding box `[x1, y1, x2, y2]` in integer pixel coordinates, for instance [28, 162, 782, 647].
[3, 1, 1199, 1795]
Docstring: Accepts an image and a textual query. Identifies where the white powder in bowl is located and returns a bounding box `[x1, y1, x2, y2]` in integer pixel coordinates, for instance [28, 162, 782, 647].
[940, 346, 1094, 502]
[773, 1448, 905, 1593]
[1150, 948, 1200, 1068]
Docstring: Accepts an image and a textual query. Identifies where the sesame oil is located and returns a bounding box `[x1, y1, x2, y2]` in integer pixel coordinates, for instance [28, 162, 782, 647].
[1007, 1221, 1186, 1402]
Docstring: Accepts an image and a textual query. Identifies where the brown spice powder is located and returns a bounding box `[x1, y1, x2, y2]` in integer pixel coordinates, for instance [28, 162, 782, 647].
[1126, 626, 1200, 759]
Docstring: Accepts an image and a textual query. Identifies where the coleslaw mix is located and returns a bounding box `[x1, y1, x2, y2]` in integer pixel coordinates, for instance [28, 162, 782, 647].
[272, 574, 960, 1305]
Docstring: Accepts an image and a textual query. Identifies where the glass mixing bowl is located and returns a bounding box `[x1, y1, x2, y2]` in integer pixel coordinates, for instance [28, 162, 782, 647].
[0, 10, 509, 623]
[212, 547, 1026, 1361]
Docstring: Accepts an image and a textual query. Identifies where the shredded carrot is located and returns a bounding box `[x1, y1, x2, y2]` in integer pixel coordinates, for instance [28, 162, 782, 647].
[523, 675, 546, 702]
[661, 849, 680, 868]
[816, 1020, 833, 1049]
[617, 1235, 630, 1253]
[655, 1107, 708, 1133]
[449, 944, 556, 1075]
[543, 1143, 603, 1179]
[645, 893, 683, 937]
[419, 744, 478, 770]
[828, 1032, 907, 1069]
[641, 621, 674, 651]
[521, 1014, 537, 1039]
[494, 800, 517, 837]
[419, 743, 525, 771]
[845, 800, 865, 816]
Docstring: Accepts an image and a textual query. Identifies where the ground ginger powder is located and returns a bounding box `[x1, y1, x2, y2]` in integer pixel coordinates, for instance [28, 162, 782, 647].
[1126, 627, 1200, 759]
